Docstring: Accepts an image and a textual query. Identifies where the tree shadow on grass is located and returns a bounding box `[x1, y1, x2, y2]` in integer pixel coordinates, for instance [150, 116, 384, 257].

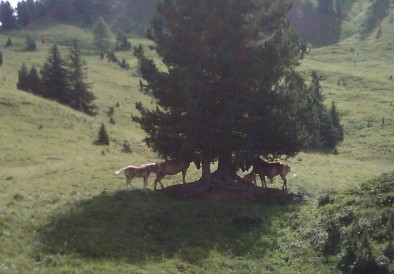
[36, 186, 303, 265]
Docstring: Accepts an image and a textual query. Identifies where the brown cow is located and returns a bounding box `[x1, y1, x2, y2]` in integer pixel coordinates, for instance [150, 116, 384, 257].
[153, 153, 201, 190]
[250, 157, 292, 190]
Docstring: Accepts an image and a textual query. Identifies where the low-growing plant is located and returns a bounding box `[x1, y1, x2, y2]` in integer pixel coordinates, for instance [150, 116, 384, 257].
[121, 140, 132, 153]
[4, 37, 12, 47]
[317, 192, 333, 206]
[25, 34, 37, 51]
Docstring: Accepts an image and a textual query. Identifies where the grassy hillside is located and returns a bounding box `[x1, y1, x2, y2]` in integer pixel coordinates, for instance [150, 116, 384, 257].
[289, 0, 394, 46]
[0, 14, 393, 273]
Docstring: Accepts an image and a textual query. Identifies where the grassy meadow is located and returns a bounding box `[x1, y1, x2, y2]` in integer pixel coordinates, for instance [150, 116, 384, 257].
[0, 12, 393, 273]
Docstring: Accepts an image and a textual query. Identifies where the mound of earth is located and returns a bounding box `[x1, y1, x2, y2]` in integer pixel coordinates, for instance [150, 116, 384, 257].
[159, 180, 305, 204]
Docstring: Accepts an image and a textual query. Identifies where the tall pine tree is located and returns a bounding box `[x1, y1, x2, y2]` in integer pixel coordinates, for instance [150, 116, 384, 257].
[67, 40, 97, 116]
[40, 44, 70, 104]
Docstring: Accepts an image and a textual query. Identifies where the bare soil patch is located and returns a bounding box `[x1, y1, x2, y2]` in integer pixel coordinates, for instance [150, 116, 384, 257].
[160, 180, 305, 204]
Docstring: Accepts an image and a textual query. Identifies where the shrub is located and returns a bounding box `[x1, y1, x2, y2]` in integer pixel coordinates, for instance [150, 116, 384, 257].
[323, 220, 341, 256]
[118, 58, 129, 70]
[121, 141, 132, 153]
[337, 240, 357, 273]
[4, 37, 12, 47]
[25, 34, 37, 51]
[338, 207, 354, 226]
[318, 192, 332, 207]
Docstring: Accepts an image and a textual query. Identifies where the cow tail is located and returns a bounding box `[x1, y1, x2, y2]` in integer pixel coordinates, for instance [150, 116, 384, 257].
[115, 167, 126, 174]
[289, 166, 297, 177]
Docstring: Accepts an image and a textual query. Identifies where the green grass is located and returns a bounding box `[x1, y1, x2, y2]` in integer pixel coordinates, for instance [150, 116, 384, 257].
[1, 5, 394, 272]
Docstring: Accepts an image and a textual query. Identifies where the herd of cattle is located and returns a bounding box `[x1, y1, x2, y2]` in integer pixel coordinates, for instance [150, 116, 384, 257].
[115, 155, 293, 191]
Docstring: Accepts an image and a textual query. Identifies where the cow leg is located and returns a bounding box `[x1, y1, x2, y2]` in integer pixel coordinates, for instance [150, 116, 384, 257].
[143, 176, 149, 192]
[258, 173, 266, 188]
[154, 173, 164, 190]
[125, 174, 133, 189]
[280, 174, 287, 191]
[126, 177, 131, 189]
[154, 178, 164, 190]
[182, 169, 186, 184]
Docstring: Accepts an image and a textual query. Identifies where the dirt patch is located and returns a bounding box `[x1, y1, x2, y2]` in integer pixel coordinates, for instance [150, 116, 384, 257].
[159, 180, 305, 204]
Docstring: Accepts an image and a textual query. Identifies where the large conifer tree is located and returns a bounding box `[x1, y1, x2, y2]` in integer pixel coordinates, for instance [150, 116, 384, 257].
[67, 41, 97, 116]
[134, 0, 313, 188]
[40, 44, 70, 104]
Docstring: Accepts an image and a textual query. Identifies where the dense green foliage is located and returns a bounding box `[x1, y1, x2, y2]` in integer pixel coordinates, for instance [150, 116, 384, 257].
[136, 0, 306, 163]
[134, 0, 343, 185]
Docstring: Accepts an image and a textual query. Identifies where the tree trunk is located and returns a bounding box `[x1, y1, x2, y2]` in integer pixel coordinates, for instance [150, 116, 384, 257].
[213, 150, 236, 184]
[199, 150, 253, 192]
[216, 150, 254, 185]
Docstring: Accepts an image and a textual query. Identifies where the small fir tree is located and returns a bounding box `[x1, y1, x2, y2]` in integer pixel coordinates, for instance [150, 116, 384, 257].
[27, 66, 42, 94]
[17, 63, 30, 91]
[329, 101, 344, 142]
[25, 34, 37, 51]
[95, 123, 110, 145]
[115, 29, 131, 51]
[5, 37, 12, 47]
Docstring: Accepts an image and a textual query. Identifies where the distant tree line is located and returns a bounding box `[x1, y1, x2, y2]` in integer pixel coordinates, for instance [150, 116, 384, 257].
[17, 42, 97, 116]
[0, 0, 156, 33]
